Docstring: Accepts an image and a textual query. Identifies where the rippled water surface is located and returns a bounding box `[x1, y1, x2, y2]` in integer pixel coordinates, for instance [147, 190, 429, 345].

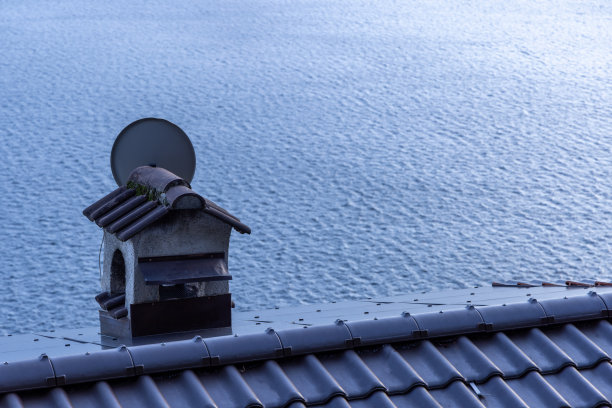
[1, 0, 611, 334]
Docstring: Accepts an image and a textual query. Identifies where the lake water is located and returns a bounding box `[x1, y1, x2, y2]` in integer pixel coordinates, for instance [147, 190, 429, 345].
[1, 0, 610, 334]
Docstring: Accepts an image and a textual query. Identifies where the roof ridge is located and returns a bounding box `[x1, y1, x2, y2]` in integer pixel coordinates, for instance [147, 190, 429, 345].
[1, 292, 610, 394]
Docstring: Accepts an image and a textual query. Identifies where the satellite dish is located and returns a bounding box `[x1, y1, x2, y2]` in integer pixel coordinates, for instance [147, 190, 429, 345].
[110, 118, 196, 186]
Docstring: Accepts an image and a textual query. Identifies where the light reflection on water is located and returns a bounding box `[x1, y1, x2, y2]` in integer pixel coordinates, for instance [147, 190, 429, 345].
[0, 0, 610, 334]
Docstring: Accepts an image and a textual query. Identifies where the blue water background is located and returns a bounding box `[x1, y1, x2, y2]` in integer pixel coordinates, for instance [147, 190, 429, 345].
[1, 0, 611, 334]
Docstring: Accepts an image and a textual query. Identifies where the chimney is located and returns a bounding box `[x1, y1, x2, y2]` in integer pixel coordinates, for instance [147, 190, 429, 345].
[82, 119, 250, 338]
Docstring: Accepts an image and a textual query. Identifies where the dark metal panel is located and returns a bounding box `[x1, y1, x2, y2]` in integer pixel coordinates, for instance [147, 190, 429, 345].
[241, 360, 304, 407]
[51, 346, 135, 386]
[476, 375, 529, 408]
[153, 370, 217, 408]
[95, 195, 147, 227]
[116, 205, 169, 241]
[83, 187, 126, 220]
[435, 336, 502, 383]
[348, 391, 396, 408]
[543, 324, 610, 369]
[128, 336, 211, 374]
[538, 293, 607, 324]
[344, 315, 419, 346]
[276, 321, 353, 356]
[317, 349, 385, 399]
[506, 328, 574, 374]
[475, 300, 547, 331]
[139, 256, 231, 285]
[0, 355, 55, 393]
[576, 320, 612, 356]
[204, 329, 283, 366]
[277, 354, 345, 405]
[505, 371, 570, 407]
[389, 386, 442, 408]
[204, 206, 251, 234]
[64, 381, 122, 408]
[128, 166, 190, 193]
[356, 345, 425, 394]
[394, 341, 463, 389]
[106, 200, 158, 234]
[470, 332, 537, 379]
[111, 375, 171, 408]
[427, 380, 485, 408]
[544, 366, 609, 408]
[580, 362, 612, 401]
[412, 306, 484, 338]
[197, 365, 262, 408]
[89, 188, 136, 221]
[130, 295, 231, 337]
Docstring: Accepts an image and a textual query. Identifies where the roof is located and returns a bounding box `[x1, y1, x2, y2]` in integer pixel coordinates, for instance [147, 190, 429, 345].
[1, 285, 612, 407]
[82, 166, 250, 241]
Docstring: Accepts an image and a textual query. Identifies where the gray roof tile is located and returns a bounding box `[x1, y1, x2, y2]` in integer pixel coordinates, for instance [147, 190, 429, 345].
[4, 292, 612, 407]
[278, 355, 345, 405]
[544, 324, 610, 369]
[538, 293, 607, 324]
[241, 360, 304, 408]
[475, 375, 529, 408]
[436, 336, 502, 383]
[198, 365, 262, 408]
[395, 341, 463, 388]
[412, 307, 483, 338]
[348, 391, 395, 408]
[154, 371, 216, 408]
[544, 366, 609, 408]
[389, 386, 442, 407]
[506, 328, 574, 373]
[427, 380, 485, 408]
[317, 350, 385, 399]
[356, 345, 425, 394]
[576, 320, 612, 356]
[506, 371, 570, 407]
[580, 362, 612, 401]
[470, 332, 537, 378]
[204, 330, 283, 366]
[476, 299, 547, 331]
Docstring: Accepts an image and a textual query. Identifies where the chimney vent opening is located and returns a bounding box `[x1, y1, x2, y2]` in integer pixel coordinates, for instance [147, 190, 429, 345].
[110, 249, 126, 294]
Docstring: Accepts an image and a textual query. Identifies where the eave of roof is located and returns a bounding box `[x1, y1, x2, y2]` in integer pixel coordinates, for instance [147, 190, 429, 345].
[1, 286, 612, 407]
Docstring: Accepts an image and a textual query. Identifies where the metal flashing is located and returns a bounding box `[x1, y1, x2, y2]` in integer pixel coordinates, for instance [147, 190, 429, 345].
[139, 255, 231, 285]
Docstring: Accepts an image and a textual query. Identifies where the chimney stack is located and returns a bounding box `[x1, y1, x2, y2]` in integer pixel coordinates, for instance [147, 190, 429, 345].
[82, 119, 250, 338]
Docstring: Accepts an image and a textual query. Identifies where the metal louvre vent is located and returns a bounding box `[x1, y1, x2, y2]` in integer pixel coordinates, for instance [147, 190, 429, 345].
[139, 253, 231, 285]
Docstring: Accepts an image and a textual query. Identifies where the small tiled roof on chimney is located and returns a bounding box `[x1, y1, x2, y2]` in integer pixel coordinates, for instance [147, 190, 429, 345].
[83, 166, 250, 241]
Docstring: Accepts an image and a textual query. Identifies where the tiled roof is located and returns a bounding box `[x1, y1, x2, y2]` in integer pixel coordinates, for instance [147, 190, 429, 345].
[1, 291, 612, 407]
[83, 166, 250, 241]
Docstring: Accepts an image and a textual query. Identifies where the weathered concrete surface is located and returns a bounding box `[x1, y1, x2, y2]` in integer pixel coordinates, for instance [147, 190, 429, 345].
[102, 210, 233, 318]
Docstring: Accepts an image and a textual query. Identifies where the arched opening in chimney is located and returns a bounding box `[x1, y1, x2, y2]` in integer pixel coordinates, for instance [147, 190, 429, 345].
[110, 249, 126, 294]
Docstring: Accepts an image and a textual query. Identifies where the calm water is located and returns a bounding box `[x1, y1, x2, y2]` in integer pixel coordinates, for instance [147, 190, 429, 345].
[1, 0, 611, 334]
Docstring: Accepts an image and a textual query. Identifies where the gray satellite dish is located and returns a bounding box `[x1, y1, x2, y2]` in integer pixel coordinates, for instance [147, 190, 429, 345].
[111, 118, 196, 186]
